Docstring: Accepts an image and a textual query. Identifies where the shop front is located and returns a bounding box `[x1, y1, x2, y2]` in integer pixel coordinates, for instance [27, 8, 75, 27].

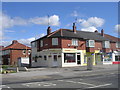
[112, 51, 120, 64]
[103, 52, 112, 64]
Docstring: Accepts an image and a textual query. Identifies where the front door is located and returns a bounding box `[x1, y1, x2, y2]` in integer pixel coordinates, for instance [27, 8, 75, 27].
[77, 55, 81, 64]
[52, 55, 58, 67]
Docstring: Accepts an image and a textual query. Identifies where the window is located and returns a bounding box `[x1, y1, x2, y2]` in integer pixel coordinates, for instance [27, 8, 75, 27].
[103, 41, 110, 48]
[40, 40, 43, 47]
[52, 38, 58, 45]
[86, 40, 95, 47]
[84, 55, 87, 63]
[72, 39, 78, 46]
[64, 53, 76, 63]
[116, 42, 120, 48]
[22, 50, 26, 55]
[44, 55, 47, 60]
[53, 55, 57, 61]
[28, 50, 31, 55]
[115, 56, 120, 61]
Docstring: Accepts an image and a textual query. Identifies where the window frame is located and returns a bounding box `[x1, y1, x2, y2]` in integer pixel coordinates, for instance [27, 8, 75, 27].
[52, 38, 58, 46]
[72, 39, 78, 46]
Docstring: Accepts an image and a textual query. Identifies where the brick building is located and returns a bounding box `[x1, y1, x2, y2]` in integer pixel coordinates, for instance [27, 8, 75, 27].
[31, 23, 119, 67]
[2, 40, 31, 65]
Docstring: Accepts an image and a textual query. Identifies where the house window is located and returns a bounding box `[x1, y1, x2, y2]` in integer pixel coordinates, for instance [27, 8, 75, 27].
[44, 55, 47, 60]
[53, 55, 57, 61]
[22, 50, 26, 55]
[103, 41, 110, 48]
[64, 53, 76, 63]
[52, 38, 58, 45]
[40, 40, 43, 47]
[86, 40, 95, 47]
[72, 39, 78, 46]
[116, 42, 120, 48]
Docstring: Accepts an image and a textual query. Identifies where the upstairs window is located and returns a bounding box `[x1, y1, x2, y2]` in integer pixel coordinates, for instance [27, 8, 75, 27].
[86, 40, 95, 47]
[116, 42, 120, 48]
[52, 38, 58, 45]
[40, 40, 43, 47]
[72, 39, 78, 46]
[103, 41, 110, 48]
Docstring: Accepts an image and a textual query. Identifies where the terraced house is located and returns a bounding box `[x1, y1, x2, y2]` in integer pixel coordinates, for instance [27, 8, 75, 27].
[31, 23, 120, 67]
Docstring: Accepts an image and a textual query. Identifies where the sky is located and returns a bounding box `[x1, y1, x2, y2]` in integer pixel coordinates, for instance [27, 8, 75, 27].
[1, 2, 119, 46]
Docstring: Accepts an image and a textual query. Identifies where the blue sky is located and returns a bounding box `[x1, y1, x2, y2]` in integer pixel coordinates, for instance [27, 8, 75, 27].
[1, 2, 119, 46]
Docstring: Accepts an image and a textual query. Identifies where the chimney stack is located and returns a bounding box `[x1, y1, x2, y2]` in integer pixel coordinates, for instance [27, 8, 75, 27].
[73, 23, 76, 33]
[101, 29, 104, 37]
[12, 40, 18, 44]
[47, 26, 52, 35]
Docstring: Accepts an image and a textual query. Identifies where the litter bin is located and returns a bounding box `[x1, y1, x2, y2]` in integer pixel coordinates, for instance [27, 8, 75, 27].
[87, 57, 93, 70]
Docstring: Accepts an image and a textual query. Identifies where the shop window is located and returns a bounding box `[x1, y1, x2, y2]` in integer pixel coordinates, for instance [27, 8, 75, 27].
[72, 39, 78, 46]
[115, 56, 120, 61]
[52, 38, 58, 45]
[84, 55, 87, 63]
[53, 55, 57, 61]
[44, 55, 47, 60]
[64, 53, 76, 63]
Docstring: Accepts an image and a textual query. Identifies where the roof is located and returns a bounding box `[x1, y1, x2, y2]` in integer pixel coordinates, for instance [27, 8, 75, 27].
[32, 29, 118, 42]
[104, 34, 120, 42]
[3, 40, 31, 50]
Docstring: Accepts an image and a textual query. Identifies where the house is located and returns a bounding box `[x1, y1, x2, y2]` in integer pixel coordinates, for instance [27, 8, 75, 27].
[2, 40, 31, 65]
[104, 34, 120, 64]
[31, 23, 118, 67]
[0, 46, 4, 64]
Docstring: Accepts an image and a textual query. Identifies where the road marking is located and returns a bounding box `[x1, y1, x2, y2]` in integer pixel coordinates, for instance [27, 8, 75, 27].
[77, 82, 95, 86]
[57, 80, 95, 86]
[22, 82, 56, 87]
[88, 83, 112, 88]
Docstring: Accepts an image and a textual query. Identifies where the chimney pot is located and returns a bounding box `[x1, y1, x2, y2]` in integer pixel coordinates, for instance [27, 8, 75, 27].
[47, 26, 52, 35]
[101, 29, 104, 37]
[73, 23, 76, 33]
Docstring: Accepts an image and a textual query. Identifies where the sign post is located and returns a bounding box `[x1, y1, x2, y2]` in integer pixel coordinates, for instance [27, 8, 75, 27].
[87, 57, 93, 70]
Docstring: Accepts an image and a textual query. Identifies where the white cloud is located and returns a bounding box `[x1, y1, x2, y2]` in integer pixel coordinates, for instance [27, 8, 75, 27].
[115, 24, 120, 33]
[29, 15, 60, 26]
[79, 17, 105, 28]
[81, 26, 97, 32]
[78, 17, 105, 32]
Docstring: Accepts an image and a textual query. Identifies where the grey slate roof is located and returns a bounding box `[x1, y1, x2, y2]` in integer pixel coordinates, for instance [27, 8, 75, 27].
[49, 29, 110, 41]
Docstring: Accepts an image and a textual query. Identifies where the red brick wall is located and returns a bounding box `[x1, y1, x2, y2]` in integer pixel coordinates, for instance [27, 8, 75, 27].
[110, 42, 117, 51]
[94, 41, 102, 50]
[10, 49, 30, 65]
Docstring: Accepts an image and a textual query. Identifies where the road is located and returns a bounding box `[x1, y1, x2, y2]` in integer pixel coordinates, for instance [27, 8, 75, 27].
[1, 64, 119, 90]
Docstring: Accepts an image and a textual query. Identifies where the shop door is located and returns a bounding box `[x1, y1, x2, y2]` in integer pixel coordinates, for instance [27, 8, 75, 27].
[77, 55, 81, 64]
[52, 55, 58, 67]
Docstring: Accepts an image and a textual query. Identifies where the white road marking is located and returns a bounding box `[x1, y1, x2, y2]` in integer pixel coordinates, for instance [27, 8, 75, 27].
[77, 82, 95, 86]
[22, 82, 56, 87]
[58, 80, 95, 86]
[88, 83, 112, 88]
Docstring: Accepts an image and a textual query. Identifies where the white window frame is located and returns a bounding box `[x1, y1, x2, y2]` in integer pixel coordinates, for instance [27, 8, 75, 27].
[86, 40, 95, 47]
[72, 39, 78, 46]
[116, 42, 120, 48]
[52, 38, 58, 45]
[103, 41, 110, 48]
[31, 42, 36, 48]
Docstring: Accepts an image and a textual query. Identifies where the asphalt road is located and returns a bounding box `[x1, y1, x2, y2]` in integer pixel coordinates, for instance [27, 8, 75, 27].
[1, 64, 119, 90]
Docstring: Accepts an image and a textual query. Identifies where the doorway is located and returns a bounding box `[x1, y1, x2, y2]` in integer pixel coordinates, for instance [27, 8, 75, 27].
[77, 54, 81, 64]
